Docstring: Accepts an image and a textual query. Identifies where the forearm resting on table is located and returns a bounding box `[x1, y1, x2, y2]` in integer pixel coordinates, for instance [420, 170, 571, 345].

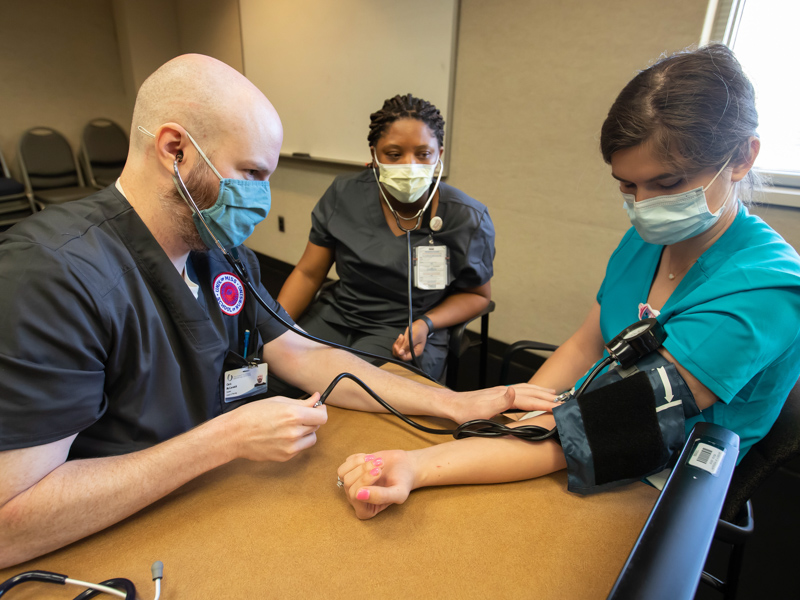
[277, 340, 451, 416]
[0, 415, 237, 568]
[411, 414, 566, 489]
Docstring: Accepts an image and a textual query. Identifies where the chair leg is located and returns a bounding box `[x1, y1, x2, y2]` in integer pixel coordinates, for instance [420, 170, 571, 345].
[722, 540, 745, 600]
[445, 352, 458, 390]
[479, 313, 489, 389]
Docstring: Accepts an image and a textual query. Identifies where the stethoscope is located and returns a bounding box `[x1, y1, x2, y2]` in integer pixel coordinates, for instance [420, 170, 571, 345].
[171, 153, 438, 381]
[171, 150, 671, 443]
[370, 154, 444, 372]
[0, 561, 162, 599]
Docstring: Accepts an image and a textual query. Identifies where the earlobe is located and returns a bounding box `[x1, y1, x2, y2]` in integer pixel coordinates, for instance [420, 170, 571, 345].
[731, 136, 761, 183]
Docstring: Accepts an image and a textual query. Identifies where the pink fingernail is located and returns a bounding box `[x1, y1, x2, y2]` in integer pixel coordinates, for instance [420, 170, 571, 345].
[373, 458, 384, 467]
[356, 489, 370, 500]
[370, 467, 380, 476]
[364, 454, 375, 461]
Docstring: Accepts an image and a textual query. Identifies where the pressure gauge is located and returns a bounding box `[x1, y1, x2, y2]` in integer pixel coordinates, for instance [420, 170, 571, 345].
[605, 318, 667, 369]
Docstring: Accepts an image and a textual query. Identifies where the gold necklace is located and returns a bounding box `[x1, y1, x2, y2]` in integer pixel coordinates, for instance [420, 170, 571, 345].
[667, 253, 695, 280]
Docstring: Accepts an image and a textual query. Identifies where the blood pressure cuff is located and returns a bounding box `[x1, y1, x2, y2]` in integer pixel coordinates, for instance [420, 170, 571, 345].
[552, 352, 701, 495]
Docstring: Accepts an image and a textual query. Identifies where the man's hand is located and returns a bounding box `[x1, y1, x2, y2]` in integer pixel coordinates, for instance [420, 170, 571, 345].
[228, 394, 328, 462]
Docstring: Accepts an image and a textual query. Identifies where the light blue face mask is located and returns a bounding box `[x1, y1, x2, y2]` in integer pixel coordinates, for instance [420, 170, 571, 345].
[138, 126, 271, 250]
[622, 156, 732, 246]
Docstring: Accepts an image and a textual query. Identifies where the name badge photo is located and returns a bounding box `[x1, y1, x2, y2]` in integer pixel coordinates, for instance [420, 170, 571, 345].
[224, 362, 269, 403]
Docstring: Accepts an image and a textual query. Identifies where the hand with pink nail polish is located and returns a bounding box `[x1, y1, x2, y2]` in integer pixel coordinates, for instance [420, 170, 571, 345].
[336, 450, 417, 520]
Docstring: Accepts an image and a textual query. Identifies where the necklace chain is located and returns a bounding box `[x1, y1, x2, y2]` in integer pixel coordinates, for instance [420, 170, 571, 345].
[667, 254, 695, 281]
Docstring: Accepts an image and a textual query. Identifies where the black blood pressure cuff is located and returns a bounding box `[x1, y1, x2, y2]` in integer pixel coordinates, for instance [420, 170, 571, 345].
[553, 352, 700, 495]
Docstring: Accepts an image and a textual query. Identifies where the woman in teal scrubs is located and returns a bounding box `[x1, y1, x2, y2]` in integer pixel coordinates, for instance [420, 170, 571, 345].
[337, 44, 800, 519]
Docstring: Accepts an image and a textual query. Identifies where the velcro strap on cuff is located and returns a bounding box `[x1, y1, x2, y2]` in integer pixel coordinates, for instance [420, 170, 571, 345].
[578, 370, 666, 486]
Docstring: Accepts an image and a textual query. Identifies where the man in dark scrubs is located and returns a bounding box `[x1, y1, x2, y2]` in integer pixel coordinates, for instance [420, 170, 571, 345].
[0, 55, 556, 568]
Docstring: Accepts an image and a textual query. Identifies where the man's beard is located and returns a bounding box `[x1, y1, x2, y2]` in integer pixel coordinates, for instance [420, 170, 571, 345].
[160, 159, 220, 252]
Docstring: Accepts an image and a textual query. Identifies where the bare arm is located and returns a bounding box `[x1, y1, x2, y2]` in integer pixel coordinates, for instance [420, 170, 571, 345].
[276, 242, 335, 320]
[392, 282, 492, 362]
[529, 303, 719, 409]
[265, 327, 558, 423]
[337, 413, 566, 519]
[528, 302, 606, 392]
[0, 396, 327, 568]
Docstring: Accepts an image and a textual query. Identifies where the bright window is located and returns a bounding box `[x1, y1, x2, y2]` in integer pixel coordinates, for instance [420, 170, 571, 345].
[704, 0, 800, 200]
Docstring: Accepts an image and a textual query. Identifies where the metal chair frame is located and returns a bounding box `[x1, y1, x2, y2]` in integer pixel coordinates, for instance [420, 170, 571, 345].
[0, 146, 36, 226]
[18, 127, 89, 208]
[79, 118, 128, 189]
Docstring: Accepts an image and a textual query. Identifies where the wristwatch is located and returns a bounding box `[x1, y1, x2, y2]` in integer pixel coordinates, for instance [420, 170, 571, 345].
[419, 315, 435, 338]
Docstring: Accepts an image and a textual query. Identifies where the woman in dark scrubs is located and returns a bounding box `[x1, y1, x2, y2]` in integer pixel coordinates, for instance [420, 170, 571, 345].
[277, 94, 495, 380]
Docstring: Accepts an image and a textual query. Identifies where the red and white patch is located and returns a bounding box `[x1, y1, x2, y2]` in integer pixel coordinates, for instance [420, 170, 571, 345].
[213, 272, 245, 316]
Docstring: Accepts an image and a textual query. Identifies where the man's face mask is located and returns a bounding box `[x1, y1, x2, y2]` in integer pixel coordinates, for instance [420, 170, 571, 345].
[139, 126, 271, 250]
[622, 156, 733, 246]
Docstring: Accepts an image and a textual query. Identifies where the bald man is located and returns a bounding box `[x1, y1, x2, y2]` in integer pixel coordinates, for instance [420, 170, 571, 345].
[0, 55, 553, 567]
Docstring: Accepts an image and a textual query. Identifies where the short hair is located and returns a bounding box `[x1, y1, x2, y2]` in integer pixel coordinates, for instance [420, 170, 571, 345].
[367, 94, 445, 148]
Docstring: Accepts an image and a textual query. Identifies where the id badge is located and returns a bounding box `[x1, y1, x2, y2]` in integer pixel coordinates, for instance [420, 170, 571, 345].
[224, 362, 269, 403]
[414, 245, 449, 290]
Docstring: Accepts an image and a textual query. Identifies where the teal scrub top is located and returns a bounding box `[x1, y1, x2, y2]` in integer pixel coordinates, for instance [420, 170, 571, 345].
[594, 203, 800, 461]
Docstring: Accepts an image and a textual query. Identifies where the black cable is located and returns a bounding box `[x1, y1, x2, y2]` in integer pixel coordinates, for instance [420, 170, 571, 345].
[171, 157, 436, 384]
[223, 249, 436, 382]
[405, 229, 423, 372]
[72, 578, 136, 600]
[574, 356, 614, 398]
[0, 571, 67, 597]
[317, 372, 558, 442]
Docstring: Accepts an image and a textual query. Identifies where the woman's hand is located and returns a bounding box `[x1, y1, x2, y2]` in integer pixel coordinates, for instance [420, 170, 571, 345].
[392, 320, 430, 361]
[337, 451, 417, 519]
[508, 383, 560, 412]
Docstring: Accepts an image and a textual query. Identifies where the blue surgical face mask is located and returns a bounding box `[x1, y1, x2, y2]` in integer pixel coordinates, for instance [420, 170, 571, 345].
[622, 156, 733, 246]
[138, 126, 271, 250]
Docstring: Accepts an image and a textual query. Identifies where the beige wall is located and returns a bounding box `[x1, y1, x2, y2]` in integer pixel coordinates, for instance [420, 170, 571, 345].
[0, 0, 131, 178]
[3, 1, 798, 346]
[250, 0, 799, 345]
[0, 0, 246, 178]
[112, 0, 181, 106]
[176, 0, 243, 73]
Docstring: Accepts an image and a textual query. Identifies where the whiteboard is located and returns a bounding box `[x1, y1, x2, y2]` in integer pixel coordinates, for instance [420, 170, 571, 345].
[239, 0, 459, 167]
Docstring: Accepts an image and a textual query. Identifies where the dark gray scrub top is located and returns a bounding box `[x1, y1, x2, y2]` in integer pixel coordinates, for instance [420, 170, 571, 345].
[0, 186, 293, 459]
[308, 169, 495, 337]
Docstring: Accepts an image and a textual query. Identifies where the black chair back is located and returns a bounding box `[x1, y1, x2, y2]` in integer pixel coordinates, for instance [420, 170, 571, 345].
[81, 119, 128, 187]
[0, 146, 36, 226]
[721, 376, 800, 522]
[19, 128, 83, 190]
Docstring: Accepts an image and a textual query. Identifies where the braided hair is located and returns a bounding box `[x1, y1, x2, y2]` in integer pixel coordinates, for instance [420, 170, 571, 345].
[368, 94, 445, 148]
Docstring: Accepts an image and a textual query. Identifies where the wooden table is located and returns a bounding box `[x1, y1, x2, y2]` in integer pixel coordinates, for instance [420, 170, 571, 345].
[0, 365, 659, 599]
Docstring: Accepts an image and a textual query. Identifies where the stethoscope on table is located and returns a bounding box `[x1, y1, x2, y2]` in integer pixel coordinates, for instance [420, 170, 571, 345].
[0, 561, 162, 599]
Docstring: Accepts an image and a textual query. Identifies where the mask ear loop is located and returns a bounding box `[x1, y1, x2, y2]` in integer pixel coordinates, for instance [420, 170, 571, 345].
[138, 125, 229, 255]
[702, 155, 733, 192]
[172, 158, 227, 255]
[703, 154, 735, 216]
